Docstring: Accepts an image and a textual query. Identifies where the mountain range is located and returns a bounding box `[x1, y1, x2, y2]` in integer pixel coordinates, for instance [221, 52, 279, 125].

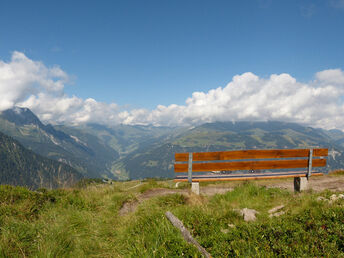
[113, 121, 344, 179]
[1, 107, 344, 185]
[0, 130, 82, 189]
[0, 108, 119, 178]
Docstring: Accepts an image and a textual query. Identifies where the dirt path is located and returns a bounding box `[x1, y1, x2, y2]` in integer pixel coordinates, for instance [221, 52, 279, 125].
[262, 175, 344, 192]
[119, 187, 234, 215]
[119, 175, 344, 216]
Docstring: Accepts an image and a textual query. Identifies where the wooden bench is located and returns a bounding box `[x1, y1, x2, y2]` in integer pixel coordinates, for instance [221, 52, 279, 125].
[174, 148, 328, 194]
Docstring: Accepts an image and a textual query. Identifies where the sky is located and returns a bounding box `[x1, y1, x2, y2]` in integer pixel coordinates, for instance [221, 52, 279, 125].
[0, 0, 344, 129]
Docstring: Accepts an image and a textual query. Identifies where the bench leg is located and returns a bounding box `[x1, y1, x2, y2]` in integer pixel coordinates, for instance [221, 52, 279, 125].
[191, 182, 200, 195]
[294, 177, 308, 192]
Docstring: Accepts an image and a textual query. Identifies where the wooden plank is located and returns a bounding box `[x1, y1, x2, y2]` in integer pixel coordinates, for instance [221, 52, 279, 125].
[175, 171, 323, 178]
[174, 158, 326, 172]
[175, 148, 328, 162]
[177, 170, 314, 178]
[174, 172, 324, 182]
[165, 212, 211, 258]
[175, 153, 189, 162]
[314, 148, 328, 156]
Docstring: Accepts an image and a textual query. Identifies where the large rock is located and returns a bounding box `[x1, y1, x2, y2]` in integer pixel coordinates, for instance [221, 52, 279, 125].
[235, 208, 259, 222]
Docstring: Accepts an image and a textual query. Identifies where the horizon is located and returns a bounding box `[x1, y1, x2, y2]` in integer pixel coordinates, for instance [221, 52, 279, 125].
[1, 1, 344, 129]
[2, 105, 340, 133]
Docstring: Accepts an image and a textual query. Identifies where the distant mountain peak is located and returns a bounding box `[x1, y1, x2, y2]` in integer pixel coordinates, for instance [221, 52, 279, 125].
[1, 107, 43, 127]
[13, 106, 28, 114]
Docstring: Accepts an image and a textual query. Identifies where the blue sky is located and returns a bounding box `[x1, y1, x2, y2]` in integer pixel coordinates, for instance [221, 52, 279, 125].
[1, 0, 344, 129]
[1, 0, 343, 109]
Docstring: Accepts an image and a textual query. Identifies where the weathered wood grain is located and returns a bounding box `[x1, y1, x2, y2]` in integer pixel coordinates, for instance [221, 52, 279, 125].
[174, 171, 324, 182]
[174, 158, 326, 172]
[165, 211, 211, 258]
[175, 148, 328, 162]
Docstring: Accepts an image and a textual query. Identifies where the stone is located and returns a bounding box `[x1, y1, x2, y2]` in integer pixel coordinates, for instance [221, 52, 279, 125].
[329, 194, 343, 203]
[220, 224, 236, 234]
[221, 229, 229, 234]
[242, 208, 259, 222]
[330, 194, 338, 201]
[191, 182, 200, 195]
[268, 205, 285, 214]
[269, 211, 285, 218]
[235, 208, 259, 222]
[294, 177, 308, 192]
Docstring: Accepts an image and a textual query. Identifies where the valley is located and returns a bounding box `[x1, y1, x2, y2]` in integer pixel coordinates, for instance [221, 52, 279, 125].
[1, 107, 344, 187]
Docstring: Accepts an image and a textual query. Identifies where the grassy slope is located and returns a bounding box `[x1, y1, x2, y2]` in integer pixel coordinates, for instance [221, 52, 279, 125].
[0, 117, 120, 179]
[1, 176, 344, 257]
[0, 131, 83, 189]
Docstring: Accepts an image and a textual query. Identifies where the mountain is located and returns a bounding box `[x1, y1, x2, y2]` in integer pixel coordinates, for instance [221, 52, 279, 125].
[0, 107, 119, 178]
[112, 121, 344, 180]
[55, 123, 182, 179]
[1, 108, 343, 181]
[56, 123, 179, 157]
[0, 107, 179, 179]
[0, 131, 82, 189]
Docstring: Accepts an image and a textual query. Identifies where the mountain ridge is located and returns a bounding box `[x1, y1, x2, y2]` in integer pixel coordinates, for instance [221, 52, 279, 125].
[0, 131, 83, 189]
[0, 107, 119, 178]
[1, 107, 344, 181]
[112, 121, 344, 180]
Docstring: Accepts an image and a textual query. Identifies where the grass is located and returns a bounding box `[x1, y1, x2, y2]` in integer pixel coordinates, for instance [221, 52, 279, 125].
[330, 170, 344, 176]
[0, 178, 344, 257]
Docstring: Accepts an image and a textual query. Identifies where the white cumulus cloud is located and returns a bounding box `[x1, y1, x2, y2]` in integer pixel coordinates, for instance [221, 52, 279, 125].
[1, 51, 344, 130]
[0, 52, 123, 125]
[124, 71, 344, 129]
[316, 69, 344, 84]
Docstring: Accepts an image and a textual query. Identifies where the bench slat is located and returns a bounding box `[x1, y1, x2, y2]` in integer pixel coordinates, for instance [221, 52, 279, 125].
[174, 171, 324, 182]
[177, 170, 317, 177]
[174, 158, 326, 172]
[175, 148, 328, 162]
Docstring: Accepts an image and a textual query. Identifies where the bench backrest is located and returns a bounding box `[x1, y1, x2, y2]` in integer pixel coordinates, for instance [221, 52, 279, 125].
[174, 148, 328, 182]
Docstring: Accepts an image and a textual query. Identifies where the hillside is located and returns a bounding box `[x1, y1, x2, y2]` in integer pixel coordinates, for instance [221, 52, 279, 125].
[55, 123, 179, 179]
[0, 176, 343, 256]
[0, 107, 180, 179]
[57, 123, 179, 156]
[0, 108, 119, 178]
[0, 131, 82, 189]
[113, 121, 344, 179]
[2, 108, 344, 181]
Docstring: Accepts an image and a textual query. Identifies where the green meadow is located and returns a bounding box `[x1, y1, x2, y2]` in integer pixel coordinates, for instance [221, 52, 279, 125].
[1, 177, 344, 257]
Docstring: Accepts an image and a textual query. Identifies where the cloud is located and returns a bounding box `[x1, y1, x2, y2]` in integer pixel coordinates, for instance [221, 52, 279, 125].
[316, 69, 344, 84]
[0, 51, 122, 125]
[1, 51, 344, 130]
[125, 71, 344, 130]
[0, 51, 67, 110]
[300, 4, 316, 18]
[331, 0, 344, 9]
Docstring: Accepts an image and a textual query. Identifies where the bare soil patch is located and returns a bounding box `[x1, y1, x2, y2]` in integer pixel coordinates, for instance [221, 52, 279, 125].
[119, 187, 233, 215]
[262, 175, 344, 192]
